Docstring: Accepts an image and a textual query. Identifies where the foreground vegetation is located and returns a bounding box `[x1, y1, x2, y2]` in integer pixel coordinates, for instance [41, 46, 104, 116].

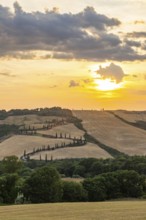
[1, 201, 146, 220]
[1, 156, 146, 204]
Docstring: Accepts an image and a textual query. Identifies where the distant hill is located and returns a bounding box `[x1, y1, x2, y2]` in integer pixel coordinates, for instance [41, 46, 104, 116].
[0, 108, 146, 160]
[73, 110, 146, 157]
[0, 107, 111, 160]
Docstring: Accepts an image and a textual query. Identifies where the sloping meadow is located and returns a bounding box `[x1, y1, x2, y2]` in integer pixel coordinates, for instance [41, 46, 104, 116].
[73, 110, 146, 156]
[0, 113, 111, 160]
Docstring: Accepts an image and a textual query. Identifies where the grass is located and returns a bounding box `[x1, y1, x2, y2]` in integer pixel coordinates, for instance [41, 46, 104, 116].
[0, 201, 146, 220]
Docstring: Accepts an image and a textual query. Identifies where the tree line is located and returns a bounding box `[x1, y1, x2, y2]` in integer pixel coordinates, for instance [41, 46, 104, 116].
[0, 124, 19, 139]
[21, 137, 86, 161]
[0, 107, 73, 120]
[1, 155, 146, 204]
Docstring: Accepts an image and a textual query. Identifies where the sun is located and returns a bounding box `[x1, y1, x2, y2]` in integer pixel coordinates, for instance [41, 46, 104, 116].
[94, 78, 122, 91]
[89, 63, 124, 91]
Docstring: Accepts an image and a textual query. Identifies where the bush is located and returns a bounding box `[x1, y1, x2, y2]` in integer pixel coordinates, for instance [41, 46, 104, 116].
[62, 181, 87, 202]
[22, 166, 63, 203]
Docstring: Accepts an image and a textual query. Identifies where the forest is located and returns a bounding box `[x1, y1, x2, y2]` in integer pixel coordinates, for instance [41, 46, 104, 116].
[0, 155, 146, 204]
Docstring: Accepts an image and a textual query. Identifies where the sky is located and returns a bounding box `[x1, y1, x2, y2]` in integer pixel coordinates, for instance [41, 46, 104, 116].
[0, 0, 146, 110]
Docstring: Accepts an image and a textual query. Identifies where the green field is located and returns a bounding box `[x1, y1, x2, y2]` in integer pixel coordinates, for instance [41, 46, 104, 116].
[0, 201, 146, 220]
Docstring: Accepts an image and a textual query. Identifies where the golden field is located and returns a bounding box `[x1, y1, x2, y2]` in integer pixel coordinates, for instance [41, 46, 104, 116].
[0, 115, 63, 126]
[114, 110, 146, 123]
[74, 110, 146, 156]
[0, 135, 73, 159]
[1, 110, 146, 160]
[37, 123, 85, 139]
[0, 113, 112, 160]
[30, 142, 112, 160]
[0, 135, 111, 160]
[0, 201, 146, 220]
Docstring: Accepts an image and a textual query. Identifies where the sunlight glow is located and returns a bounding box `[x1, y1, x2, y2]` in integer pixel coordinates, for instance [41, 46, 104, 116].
[89, 63, 124, 91]
[94, 78, 122, 91]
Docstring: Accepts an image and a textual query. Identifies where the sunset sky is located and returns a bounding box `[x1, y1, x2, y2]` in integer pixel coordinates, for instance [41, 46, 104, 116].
[1, 0, 146, 110]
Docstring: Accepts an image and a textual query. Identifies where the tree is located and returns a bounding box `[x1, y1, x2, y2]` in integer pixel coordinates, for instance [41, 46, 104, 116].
[115, 170, 145, 198]
[0, 124, 19, 138]
[89, 160, 107, 176]
[83, 176, 107, 201]
[73, 165, 86, 177]
[2, 156, 23, 174]
[62, 181, 87, 202]
[79, 158, 98, 177]
[0, 174, 19, 204]
[83, 170, 146, 201]
[22, 166, 62, 203]
[101, 172, 121, 199]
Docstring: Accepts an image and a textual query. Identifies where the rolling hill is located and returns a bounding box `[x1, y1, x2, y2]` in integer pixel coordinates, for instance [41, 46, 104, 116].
[0, 109, 146, 160]
[0, 113, 111, 160]
[73, 110, 146, 156]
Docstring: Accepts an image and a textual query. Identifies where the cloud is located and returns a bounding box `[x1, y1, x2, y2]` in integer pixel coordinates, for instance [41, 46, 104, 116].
[69, 80, 80, 87]
[132, 74, 138, 78]
[83, 79, 91, 84]
[53, 52, 74, 60]
[7, 52, 36, 60]
[133, 90, 146, 95]
[0, 3, 145, 61]
[0, 72, 16, 77]
[69, 78, 92, 88]
[97, 63, 126, 83]
[127, 32, 146, 38]
[134, 20, 146, 24]
[125, 40, 141, 47]
[49, 85, 57, 88]
[141, 41, 146, 50]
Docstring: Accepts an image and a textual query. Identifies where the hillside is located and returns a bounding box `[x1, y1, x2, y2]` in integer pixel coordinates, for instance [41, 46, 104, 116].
[31, 142, 111, 160]
[73, 110, 146, 156]
[113, 110, 146, 123]
[37, 123, 84, 139]
[0, 109, 111, 160]
[0, 108, 146, 160]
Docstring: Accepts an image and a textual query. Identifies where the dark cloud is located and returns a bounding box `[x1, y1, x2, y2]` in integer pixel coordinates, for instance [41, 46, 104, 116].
[69, 80, 80, 87]
[127, 32, 146, 38]
[141, 41, 146, 50]
[125, 40, 141, 47]
[7, 52, 36, 59]
[73, 44, 146, 62]
[75, 7, 121, 30]
[0, 3, 145, 61]
[97, 63, 126, 83]
[53, 52, 74, 59]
